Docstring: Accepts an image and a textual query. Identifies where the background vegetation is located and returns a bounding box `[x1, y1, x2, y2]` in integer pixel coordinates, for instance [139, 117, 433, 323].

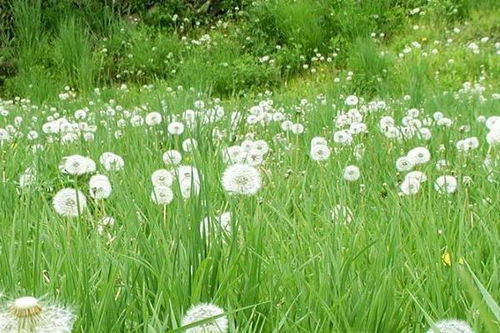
[0, 0, 497, 101]
[0, 1, 499, 332]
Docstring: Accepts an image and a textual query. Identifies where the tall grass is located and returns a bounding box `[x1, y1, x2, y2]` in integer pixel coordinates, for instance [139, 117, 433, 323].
[54, 18, 96, 91]
[12, 0, 43, 66]
[347, 38, 393, 96]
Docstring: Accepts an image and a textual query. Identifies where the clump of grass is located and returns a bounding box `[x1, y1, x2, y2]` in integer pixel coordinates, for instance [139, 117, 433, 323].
[54, 18, 96, 91]
[347, 38, 393, 96]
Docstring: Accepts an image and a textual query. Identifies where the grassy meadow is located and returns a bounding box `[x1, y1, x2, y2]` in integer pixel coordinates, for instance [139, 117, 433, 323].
[0, 0, 499, 332]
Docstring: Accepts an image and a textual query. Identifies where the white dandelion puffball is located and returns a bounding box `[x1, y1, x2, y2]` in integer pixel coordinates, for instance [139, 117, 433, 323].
[435, 175, 458, 194]
[405, 171, 427, 183]
[145, 112, 162, 126]
[485, 116, 500, 130]
[181, 303, 228, 333]
[291, 123, 304, 134]
[53, 188, 87, 217]
[456, 137, 479, 152]
[179, 178, 201, 199]
[281, 120, 293, 131]
[89, 175, 112, 200]
[0, 296, 75, 333]
[330, 205, 353, 224]
[251, 140, 270, 155]
[19, 168, 36, 188]
[345, 95, 359, 106]
[311, 136, 328, 147]
[182, 138, 198, 152]
[343, 165, 360, 182]
[486, 130, 500, 145]
[163, 150, 182, 165]
[222, 164, 262, 196]
[177, 165, 200, 184]
[222, 146, 244, 164]
[200, 212, 232, 236]
[151, 169, 174, 187]
[310, 144, 331, 161]
[59, 155, 96, 176]
[167, 121, 185, 135]
[396, 156, 414, 172]
[245, 149, 264, 166]
[426, 319, 474, 333]
[333, 130, 353, 145]
[99, 152, 124, 171]
[400, 178, 421, 196]
[407, 147, 431, 165]
[241, 139, 254, 152]
[151, 186, 174, 205]
[97, 216, 115, 235]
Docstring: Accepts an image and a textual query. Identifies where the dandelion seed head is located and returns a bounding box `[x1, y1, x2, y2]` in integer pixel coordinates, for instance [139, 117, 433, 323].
[163, 150, 182, 165]
[181, 303, 228, 333]
[53, 188, 87, 217]
[435, 175, 458, 194]
[151, 169, 174, 187]
[0, 297, 75, 333]
[222, 164, 262, 195]
[426, 319, 473, 333]
[310, 144, 331, 161]
[407, 147, 431, 165]
[343, 165, 360, 182]
[151, 186, 174, 205]
[396, 156, 414, 171]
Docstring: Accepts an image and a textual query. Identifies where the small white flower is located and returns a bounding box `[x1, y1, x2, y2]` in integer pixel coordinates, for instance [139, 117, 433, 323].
[181, 303, 228, 333]
[145, 112, 162, 126]
[19, 168, 36, 188]
[435, 175, 458, 194]
[291, 123, 304, 134]
[182, 138, 198, 152]
[99, 152, 125, 171]
[53, 188, 87, 217]
[310, 144, 331, 161]
[176, 165, 200, 184]
[0, 296, 75, 333]
[251, 140, 270, 155]
[179, 178, 200, 199]
[151, 186, 174, 205]
[345, 95, 359, 106]
[168, 121, 185, 135]
[311, 137, 328, 147]
[281, 120, 293, 131]
[200, 212, 232, 237]
[407, 147, 431, 165]
[89, 175, 112, 200]
[333, 130, 353, 145]
[163, 150, 182, 165]
[426, 319, 473, 333]
[151, 169, 174, 187]
[396, 156, 414, 171]
[245, 149, 264, 166]
[405, 171, 427, 183]
[59, 155, 96, 176]
[222, 164, 262, 195]
[343, 165, 360, 182]
[400, 178, 421, 195]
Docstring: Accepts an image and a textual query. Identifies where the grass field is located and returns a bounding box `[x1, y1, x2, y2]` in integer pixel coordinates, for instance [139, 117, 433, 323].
[0, 1, 499, 332]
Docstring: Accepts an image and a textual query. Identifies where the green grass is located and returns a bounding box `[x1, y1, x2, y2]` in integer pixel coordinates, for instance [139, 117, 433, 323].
[0, 1, 499, 332]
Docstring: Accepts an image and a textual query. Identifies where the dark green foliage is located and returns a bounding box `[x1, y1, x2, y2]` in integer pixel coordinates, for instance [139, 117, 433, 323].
[0, 0, 490, 100]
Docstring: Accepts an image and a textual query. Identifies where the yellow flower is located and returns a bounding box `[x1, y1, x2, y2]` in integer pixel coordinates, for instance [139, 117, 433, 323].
[441, 251, 451, 266]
